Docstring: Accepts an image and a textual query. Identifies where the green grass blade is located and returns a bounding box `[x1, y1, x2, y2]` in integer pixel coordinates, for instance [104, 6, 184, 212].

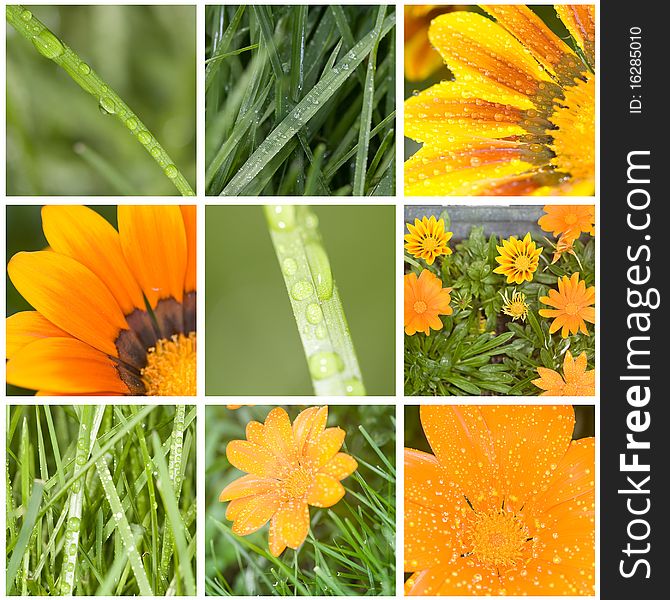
[352, 5, 386, 196]
[6, 479, 45, 594]
[6, 5, 195, 196]
[264, 205, 365, 395]
[222, 13, 396, 196]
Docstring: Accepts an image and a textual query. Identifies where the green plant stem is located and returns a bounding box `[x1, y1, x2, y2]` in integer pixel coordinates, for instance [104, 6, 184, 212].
[264, 205, 366, 396]
[6, 5, 195, 196]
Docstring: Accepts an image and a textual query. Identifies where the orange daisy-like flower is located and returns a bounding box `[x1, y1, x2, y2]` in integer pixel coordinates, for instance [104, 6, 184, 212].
[6, 205, 196, 396]
[404, 270, 453, 336]
[405, 6, 456, 81]
[539, 204, 595, 242]
[219, 406, 357, 557]
[532, 350, 595, 396]
[405, 405, 595, 595]
[549, 233, 579, 265]
[539, 272, 595, 338]
[404, 216, 453, 265]
[405, 5, 595, 195]
[492, 233, 542, 284]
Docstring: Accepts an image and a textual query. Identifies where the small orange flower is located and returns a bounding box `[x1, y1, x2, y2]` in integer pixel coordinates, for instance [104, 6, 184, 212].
[404, 270, 453, 336]
[539, 205, 595, 242]
[493, 233, 542, 284]
[539, 272, 595, 337]
[550, 233, 579, 265]
[219, 406, 357, 557]
[532, 350, 595, 396]
[405, 405, 595, 595]
[404, 216, 453, 265]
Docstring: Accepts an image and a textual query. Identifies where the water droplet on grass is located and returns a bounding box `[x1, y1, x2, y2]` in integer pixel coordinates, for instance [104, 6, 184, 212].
[21, 9, 32, 21]
[291, 280, 313, 301]
[138, 131, 152, 145]
[282, 258, 298, 276]
[305, 303, 323, 324]
[99, 96, 116, 115]
[164, 164, 178, 178]
[31, 29, 64, 60]
[78, 62, 91, 75]
[308, 351, 344, 380]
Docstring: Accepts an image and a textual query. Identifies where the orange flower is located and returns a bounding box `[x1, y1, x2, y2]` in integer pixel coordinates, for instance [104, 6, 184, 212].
[539, 205, 595, 242]
[405, 405, 595, 595]
[219, 406, 357, 557]
[492, 233, 542, 284]
[532, 350, 595, 396]
[404, 270, 453, 336]
[404, 216, 453, 265]
[539, 273, 595, 337]
[549, 233, 579, 265]
[405, 6, 460, 81]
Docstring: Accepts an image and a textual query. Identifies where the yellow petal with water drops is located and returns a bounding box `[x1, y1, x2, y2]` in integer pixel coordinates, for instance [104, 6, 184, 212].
[118, 205, 187, 307]
[226, 440, 279, 477]
[480, 405, 574, 507]
[219, 474, 277, 502]
[41, 205, 145, 315]
[405, 81, 530, 145]
[7, 337, 129, 394]
[8, 251, 128, 357]
[305, 473, 345, 508]
[404, 143, 536, 196]
[428, 12, 554, 101]
[321, 452, 358, 480]
[305, 427, 345, 469]
[482, 5, 580, 81]
[6, 311, 70, 359]
[263, 407, 298, 464]
[268, 515, 288, 557]
[230, 492, 281, 536]
[555, 4, 596, 70]
[180, 205, 197, 293]
[272, 500, 310, 549]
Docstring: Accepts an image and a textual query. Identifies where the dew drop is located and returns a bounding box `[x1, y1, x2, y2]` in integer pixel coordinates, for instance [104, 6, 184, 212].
[21, 9, 32, 21]
[290, 280, 313, 301]
[78, 62, 91, 75]
[344, 377, 365, 395]
[315, 323, 327, 339]
[151, 146, 161, 158]
[308, 351, 344, 380]
[138, 131, 152, 145]
[164, 164, 178, 178]
[305, 242, 333, 301]
[99, 96, 116, 115]
[125, 117, 138, 131]
[31, 29, 65, 60]
[305, 302, 323, 324]
[282, 257, 298, 276]
[264, 205, 296, 231]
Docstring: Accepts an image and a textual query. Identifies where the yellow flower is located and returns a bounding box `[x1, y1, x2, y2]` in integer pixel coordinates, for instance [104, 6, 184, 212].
[404, 5, 595, 196]
[6, 205, 196, 396]
[405, 405, 595, 595]
[404, 270, 453, 336]
[405, 6, 459, 81]
[499, 289, 529, 322]
[539, 204, 595, 242]
[539, 272, 595, 337]
[219, 406, 357, 557]
[493, 233, 542, 284]
[532, 350, 595, 396]
[404, 216, 453, 265]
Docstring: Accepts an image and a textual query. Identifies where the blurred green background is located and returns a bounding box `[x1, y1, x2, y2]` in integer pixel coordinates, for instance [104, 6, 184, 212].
[6, 5, 196, 195]
[205, 205, 395, 396]
[205, 404, 395, 595]
[6, 205, 116, 395]
[405, 405, 596, 451]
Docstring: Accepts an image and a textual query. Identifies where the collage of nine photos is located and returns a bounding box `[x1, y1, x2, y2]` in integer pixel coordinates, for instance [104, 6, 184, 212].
[4, 2, 597, 597]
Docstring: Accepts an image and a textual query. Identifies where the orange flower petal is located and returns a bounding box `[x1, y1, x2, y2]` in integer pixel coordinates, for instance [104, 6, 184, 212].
[305, 427, 345, 469]
[555, 5, 595, 69]
[180, 205, 197, 293]
[268, 515, 288, 557]
[231, 493, 281, 536]
[272, 501, 310, 550]
[7, 251, 127, 357]
[321, 452, 358, 480]
[118, 205, 187, 307]
[6, 311, 70, 360]
[41, 205, 145, 315]
[219, 474, 278, 501]
[226, 440, 279, 477]
[306, 473, 345, 507]
[263, 407, 297, 462]
[6, 338, 129, 394]
[293, 405, 328, 456]
[407, 564, 502, 595]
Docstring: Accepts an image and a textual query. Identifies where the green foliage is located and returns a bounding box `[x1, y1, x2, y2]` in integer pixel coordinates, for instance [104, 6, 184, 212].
[205, 405, 395, 596]
[205, 5, 396, 196]
[405, 213, 596, 396]
[6, 405, 196, 595]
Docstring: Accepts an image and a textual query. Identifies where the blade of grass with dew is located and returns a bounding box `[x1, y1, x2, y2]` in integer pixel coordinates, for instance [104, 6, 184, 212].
[264, 205, 365, 395]
[222, 12, 395, 196]
[151, 432, 196, 596]
[6, 5, 195, 196]
[59, 405, 103, 595]
[93, 439, 153, 596]
[159, 405, 186, 586]
[352, 5, 386, 196]
[7, 480, 45, 595]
